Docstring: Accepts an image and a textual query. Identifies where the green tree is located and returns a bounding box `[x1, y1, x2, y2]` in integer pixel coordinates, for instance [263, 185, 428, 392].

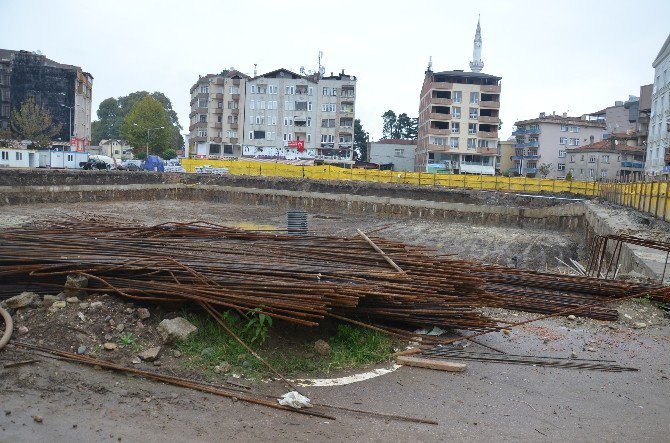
[92, 91, 183, 148]
[162, 148, 177, 160]
[382, 110, 397, 139]
[565, 171, 573, 181]
[119, 96, 176, 157]
[10, 97, 62, 148]
[538, 163, 553, 178]
[353, 119, 369, 161]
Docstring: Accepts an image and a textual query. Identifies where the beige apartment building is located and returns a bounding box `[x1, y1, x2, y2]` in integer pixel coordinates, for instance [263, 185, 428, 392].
[416, 19, 501, 174]
[498, 137, 515, 174]
[188, 69, 249, 158]
[417, 70, 501, 174]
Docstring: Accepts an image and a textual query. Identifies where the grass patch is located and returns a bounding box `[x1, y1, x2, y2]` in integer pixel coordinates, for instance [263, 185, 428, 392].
[174, 311, 395, 379]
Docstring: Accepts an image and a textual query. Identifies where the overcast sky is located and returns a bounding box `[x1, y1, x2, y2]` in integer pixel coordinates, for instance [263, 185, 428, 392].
[1, 0, 668, 141]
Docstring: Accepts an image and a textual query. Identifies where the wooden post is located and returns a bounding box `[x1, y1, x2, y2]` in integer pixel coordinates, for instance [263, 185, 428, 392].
[654, 179, 662, 219]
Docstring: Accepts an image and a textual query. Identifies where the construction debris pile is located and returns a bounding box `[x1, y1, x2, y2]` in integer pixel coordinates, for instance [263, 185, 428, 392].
[0, 219, 664, 336]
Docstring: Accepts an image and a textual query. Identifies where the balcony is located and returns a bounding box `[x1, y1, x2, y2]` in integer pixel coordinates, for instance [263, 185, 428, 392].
[190, 97, 197, 106]
[477, 147, 497, 155]
[429, 112, 451, 121]
[196, 106, 208, 113]
[621, 161, 644, 168]
[192, 121, 207, 129]
[213, 108, 223, 114]
[512, 127, 541, 136]
[191, 136, 206, 143]
[513, 141, 539, 148]
[432, 82, 453, 90]
[427, 128, 451, 136]
[213, 122, 222, 129]
[231, 108, 239, 115]
[427, 143, 451, 152]
[214, 93, 223, 99]
[230, 123, 238, 130]
[189, 110, 197, 118]
[432, 98, 453, 105]
[523, 167, 538, 174]
[480, 100, 500, 108]
[481, 85, 501, 93]
[478, 130, 498, 139]
[215, 78, 225, 85]
[479, 116, 500, 124]
[232, 93, 240, 100]
[233, 79, 240, 86]
[213, 137, 222, 143]
[230, 137, 239, 144]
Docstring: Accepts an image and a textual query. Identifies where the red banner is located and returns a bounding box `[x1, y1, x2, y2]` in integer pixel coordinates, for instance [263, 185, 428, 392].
[288, 140, 305, 152]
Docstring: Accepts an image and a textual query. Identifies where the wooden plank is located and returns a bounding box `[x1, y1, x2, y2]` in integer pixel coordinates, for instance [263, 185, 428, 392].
[397, 355, 466, 372]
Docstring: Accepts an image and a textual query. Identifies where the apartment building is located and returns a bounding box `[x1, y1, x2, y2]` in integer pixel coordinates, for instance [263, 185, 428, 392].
[188, 69, 249, 159]
[633, 84, 653, 148]
[416, 70, 501, 174]
[498, 137, 515, 175]
[511, 113, 605, 178]
[566, 138, 644, 180]
[242, 69, 356, 163]
[647, 33, 670, 175]
[0, 49, 93, 149]
[416, 19, 501, 174]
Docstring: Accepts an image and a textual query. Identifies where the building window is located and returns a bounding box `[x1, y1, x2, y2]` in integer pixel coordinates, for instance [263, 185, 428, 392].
[199, 114, 207, 122]
[269, 85, 277, 94]
[569, 138, 579, 146]
[308, 87, 313, 96]
[15, 152, 22, 161]
[560, 124, 568, 132]
[600, 170, 608, 178]
[200, 85, 208, 93]
[198, 98, 207, 108]
[602, 155, 610, 163]
[321, 119, 335, 128]
[467, 138, 476, 149]
[557, 163, 565, 171]
[559, 137, 568, 145]
[450, 137, 459, 148]
[284, 117, 293, 126]
[228, 86, 239, 94]
[250, 85, 256, 94]
[340, 103, 354, 113]
[320, 134, 334, 143]
[248, 131, 254, 140]
[453, 91, 462, 103]
[256, 116, 265, 125]
[307, 117, 312, 127]
[285, 86, 294, 95]
[588, 155, 596, 163]
[307, 102, 312, 111]
[321, 103, 336, 112]
[469, 92, 479, 104]
[452, 107, 461, 118]
[198, 128, 207, 137]
[226, 130, 236, 138]
[469, 108, 478, 119]
[394, 148, 404, 156]
[429, 136, 448, 146]
[558, 150, 566, 158]
[478, 140, 491, 148]
[67, 154, 74, 162]
[569, 155, 575, 163]
[468, 123, 477, 135]
[451, 122, 460, 134]
[569, 126, 579, 133]
[228, 101, 239, 109]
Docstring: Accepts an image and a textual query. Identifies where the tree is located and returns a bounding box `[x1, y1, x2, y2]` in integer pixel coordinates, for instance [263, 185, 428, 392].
[91, 91, 183, 148]
[353, 119, 369, 161]
[382, 110, 397, 139]
[10, 97, 62, 148]
[565, 171, 573, 181]
[538, 163, 553, 178]
[162, 148, 177, 160]
[119, 96, 176, 157]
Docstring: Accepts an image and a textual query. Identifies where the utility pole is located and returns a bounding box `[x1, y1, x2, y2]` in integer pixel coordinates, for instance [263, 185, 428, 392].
[133, 123, 164, 158]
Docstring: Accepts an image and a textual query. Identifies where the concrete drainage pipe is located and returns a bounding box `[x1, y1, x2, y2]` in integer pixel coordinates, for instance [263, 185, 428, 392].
[0, 307, 13, 350]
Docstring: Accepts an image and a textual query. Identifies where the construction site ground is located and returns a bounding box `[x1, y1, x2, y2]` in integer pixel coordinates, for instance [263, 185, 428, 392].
[1, 200, 670, 441]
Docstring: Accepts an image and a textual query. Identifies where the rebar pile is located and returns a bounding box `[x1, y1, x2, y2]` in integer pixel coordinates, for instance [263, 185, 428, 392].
[0, 219, 495, 332]
[0, 219, 663, 328]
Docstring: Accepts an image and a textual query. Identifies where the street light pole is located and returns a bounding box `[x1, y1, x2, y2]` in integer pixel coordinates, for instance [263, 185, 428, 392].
[133, 123, 164, 158]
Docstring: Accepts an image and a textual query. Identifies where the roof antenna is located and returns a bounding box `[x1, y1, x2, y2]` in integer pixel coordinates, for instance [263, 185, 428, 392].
[318, 51, 324, 79]
[253, 63, 257, 77]
[427, 56, 433, 72]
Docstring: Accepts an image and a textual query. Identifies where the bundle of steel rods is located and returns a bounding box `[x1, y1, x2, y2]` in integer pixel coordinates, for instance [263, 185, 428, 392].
[0, 218, 663, 329]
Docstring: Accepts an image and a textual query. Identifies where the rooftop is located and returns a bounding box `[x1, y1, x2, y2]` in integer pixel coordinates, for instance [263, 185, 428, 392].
[373, 139, 417, 146]
[515, 114, 606, 129]
[565, 139, 644, 153]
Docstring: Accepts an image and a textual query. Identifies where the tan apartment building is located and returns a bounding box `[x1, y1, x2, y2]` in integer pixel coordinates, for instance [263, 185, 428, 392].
[566, 138, 645, 180]
[512, 113, 605, 179]
[188, 69, 249, 159]
[242, 68, 356, 163]
[498, 137, 515, 174]
[416, 19, 501, 174]
[417, 70, 501, 174]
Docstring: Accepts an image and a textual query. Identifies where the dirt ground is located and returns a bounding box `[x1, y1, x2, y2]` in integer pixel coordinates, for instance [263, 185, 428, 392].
[1, 200, 670, 442]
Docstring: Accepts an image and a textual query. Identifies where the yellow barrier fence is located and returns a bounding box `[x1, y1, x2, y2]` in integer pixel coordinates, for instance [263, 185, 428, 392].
[181, 158, 669, 220]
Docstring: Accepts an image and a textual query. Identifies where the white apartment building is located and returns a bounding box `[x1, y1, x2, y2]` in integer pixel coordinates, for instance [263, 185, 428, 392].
[647, 33, 670, 175]
[512, 113, 605, 179]
[242, 68, 356, 163]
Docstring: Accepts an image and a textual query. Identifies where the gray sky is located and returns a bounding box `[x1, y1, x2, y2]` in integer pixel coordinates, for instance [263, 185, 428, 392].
[1, 0, 668, 141]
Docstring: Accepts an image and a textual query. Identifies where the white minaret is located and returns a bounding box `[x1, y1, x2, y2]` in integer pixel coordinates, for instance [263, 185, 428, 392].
[469, 16, 484, 73]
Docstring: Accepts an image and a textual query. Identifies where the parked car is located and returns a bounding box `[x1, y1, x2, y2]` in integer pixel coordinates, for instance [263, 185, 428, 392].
[118, 160, 143, 171]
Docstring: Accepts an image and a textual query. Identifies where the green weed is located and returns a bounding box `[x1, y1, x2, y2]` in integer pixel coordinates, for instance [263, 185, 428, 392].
[118, 332, 141, 352]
